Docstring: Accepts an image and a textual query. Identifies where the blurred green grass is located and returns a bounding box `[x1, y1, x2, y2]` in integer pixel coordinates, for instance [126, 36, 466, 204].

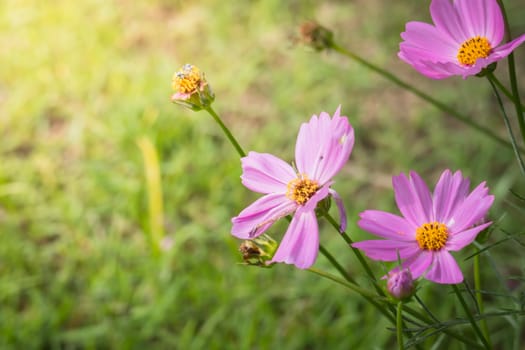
[1, 0, 525, 348]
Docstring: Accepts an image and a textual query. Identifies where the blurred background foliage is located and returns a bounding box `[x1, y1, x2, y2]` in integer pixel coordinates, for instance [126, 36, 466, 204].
[1, 0, 524, 348]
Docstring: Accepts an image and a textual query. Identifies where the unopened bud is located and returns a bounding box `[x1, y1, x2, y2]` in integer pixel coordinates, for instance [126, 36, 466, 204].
[298, 21, 334, 51]
[171, 64, 214, 111]
[387, 268, 415, 300]
[238, 234, 277, 267]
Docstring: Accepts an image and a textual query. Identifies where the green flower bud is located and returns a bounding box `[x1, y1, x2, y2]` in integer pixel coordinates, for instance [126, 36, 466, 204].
[238, 234, 278, 267]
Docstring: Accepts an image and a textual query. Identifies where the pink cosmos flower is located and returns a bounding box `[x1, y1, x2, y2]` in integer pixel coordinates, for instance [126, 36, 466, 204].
[231, 106, 354, 269]
[352, 170, 494, 284]
[398, 0, 525, 79]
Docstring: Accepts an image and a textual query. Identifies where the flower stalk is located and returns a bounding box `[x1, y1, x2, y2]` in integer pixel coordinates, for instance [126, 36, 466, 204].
[487, 73, 525, 175]
[496, 0, 525, 147]
[473, 247, 492, 346]
[397, 301, 405, 350]
[328, 41, 519, 152]
[205, 106, 246, 157]
[452, 284, 492, 350]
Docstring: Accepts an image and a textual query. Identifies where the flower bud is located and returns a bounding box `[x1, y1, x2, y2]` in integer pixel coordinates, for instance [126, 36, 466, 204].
[298, 21, 334, 51]
[387, 268, 415, 300]
[238, 234, 277, 267]
[171, 64, 214, 111]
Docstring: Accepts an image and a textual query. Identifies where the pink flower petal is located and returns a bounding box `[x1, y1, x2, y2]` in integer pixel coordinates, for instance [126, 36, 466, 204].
[400, 21, 458, 60]
[433, 170, 470, 223]
[430, 0, 468, 44]
[393, 172, 433, 226]
[294, 114, 323, 178]
[447, 221, 492, 251]
[449, 181, 494, 232]
[351, 240, 420, 261]
[241, 152, 296, 194]
[425, 250, 463, 284]
[270, 210, 319, 269]
[295, 106, 354, 184]
[231, 193, 297, 239]
[456, 0, 504, 44]
[358, 210, 416, 241]
[398, 51, 464, 79]
[491, 33, 525, 61]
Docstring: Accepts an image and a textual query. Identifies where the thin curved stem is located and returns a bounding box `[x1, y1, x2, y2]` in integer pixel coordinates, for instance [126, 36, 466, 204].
[328, 41, 521, 152]
[323, 211, 410, 336]
[490, 74, 525, 111]
[474, 247, 492, 347]
[496, 0, 525, 146]
[323, 212, 387, 299]
[414, 294, 439, 323]
[323, 214, 376, 281]
[319, 244, 355, 284]
[308, 267, 395, 324]
[205, 106, 246, 157]
[452, 284, 491, 350]
[487, 74, 525, 175]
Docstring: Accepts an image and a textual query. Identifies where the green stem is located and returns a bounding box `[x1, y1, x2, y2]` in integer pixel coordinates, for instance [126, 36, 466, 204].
[397, 302, 405, 350]
[323, 212, 415, 340]
[414, 294, 439, 323]
[324, 213, 377, 282]
[307, 268, 383, 300]
[319, 244, 356, 284]
[308, 267, 394, 324]
[205, 106, 246, 157]
[474, 248, 492, 347]
[496, 0, 525, 146]
[490, 74, 525, 111]
[452, 284, 491, 350]
[329, 41, 520, 152]
[487, 74, 525, 175]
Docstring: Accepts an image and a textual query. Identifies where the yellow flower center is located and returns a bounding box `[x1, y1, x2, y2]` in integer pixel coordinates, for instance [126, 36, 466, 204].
[457, 36, 492, 66]
[415, 222, 449, 251]
[286, 174, 319, 205]
[172, 64, 202, 94]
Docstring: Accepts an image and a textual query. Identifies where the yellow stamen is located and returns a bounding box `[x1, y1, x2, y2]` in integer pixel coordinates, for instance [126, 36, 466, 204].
[415, 221, 449, 251]
[172, 64, 202, 94]
[457, 36, 492, 66]
[286, 174, 319, 205]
